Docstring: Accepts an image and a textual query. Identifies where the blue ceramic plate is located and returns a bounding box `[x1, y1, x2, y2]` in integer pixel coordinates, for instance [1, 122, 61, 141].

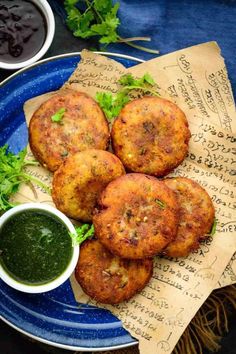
[0, 52, 143, 351]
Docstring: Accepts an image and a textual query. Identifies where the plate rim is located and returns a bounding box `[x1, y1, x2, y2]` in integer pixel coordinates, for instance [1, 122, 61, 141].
[0, 51, 142, 352]
[1, 316, 138, 352]
[0, 51, 144, 87]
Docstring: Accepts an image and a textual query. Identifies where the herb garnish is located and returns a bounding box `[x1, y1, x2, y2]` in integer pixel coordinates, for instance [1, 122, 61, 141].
[96, 91, 129, 120]
[155, 199, 165, 209]
[51, 108, 66, 123]
[118, 73, 157, 93]
[70, 223, 94, 245]
[208, 218, 218, 236]
[61, 150, 69, 157]
[96, 72, 159, 120]
[64, 0, 159, 54]
[0, 145, 51, 211]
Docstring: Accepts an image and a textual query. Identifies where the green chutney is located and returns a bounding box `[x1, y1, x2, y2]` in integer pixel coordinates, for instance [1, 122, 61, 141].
[0, 210, 73, 285]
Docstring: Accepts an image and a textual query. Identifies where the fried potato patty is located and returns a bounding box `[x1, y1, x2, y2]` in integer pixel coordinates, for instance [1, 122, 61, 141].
[52, 149, 125, 222]
[93, 173, 179, 259]
[111, 96, 190, 177]
[75, 238, 153, 304]
[29, 90, 109, 171]
[162, 177, 215, 257]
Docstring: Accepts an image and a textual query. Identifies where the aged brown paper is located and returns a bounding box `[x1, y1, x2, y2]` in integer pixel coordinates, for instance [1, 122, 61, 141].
[216, 253, 236, 288]
[63, 45, 236, 290]
[63, 50, 126, 96]
[130, 41, 236, 132]
[12, 43, 236, 354]
[62, 45, 236, 290]
[70, 118, 236, 354]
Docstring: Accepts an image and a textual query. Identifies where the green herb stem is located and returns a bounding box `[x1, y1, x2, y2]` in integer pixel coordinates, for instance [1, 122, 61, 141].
[118, 36, 151, 43]
[23, 160, 40, 167]
[124, 41, 160, 54]
[89, 0, 104, 22]
[21, 173, 51, 194]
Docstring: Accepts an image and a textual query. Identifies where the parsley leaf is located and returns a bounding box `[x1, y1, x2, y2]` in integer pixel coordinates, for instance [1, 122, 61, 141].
[64, 0, 159, 54]
[96, 72, 159, 120]
[70, 224, 94, 245]
[51, 108, 66, 123]
[0, 145, 51, 211]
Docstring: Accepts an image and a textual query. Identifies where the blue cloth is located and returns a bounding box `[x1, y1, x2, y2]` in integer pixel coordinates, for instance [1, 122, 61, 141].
[50, 0, 236, 96]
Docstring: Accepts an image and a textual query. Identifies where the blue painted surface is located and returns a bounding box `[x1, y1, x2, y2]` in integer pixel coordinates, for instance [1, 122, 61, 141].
[0, 54, 137, 349]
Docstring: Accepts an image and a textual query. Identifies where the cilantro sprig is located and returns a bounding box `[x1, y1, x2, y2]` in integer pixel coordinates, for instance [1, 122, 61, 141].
[118, 73, 159, 96]
[0, 145, 51, 211]
[51, 108, 66, 124]
[96, 72, 159, 120]
[64, 0, 159, 54]
[96, 91, 129, 120]
[70, 224, 94, 245]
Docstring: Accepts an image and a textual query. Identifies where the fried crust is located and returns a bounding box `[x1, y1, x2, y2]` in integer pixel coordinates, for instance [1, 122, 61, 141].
[111, 96, 190, 177]
[162, 177, 215, 257]
[52, 149, 125, 222]
[29, 90, 110, 172]
[93, 173, 179, 259]
[75, 238, 153, 304]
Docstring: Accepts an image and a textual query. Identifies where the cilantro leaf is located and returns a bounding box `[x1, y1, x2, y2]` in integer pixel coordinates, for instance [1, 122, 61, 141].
[70, 224, 94, 245]
[0, 145, 51, 211]
[64, 2, 82, 32]
[96, 72, 159, 120]
[119, 73, 159, 94]
[73, 11, 94, 38]
[118, 73, 135, 86]
[143, 73, 155, 85]
[94, 0, 113, 14]
[96, 91, 130, 120]
[64, 0, 159, 54]
[51, 108, 66, 123]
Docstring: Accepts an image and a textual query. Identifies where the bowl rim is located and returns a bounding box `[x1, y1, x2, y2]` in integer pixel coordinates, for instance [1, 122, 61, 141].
[0, 202, 79, 293]
[0, 0, 55, 70]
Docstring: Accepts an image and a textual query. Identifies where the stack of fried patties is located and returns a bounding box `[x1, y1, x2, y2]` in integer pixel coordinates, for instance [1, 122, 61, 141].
[29, 90, 215, 304]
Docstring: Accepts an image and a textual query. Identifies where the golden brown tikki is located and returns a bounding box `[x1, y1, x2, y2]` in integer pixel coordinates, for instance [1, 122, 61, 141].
[162, 177, 215, 257]
[75, 238, 153, 304]
[93, 173, 179, 259]
[52, 149, 125, 222]
[29, 90, 109, 172]
[111, 96, 190, 177]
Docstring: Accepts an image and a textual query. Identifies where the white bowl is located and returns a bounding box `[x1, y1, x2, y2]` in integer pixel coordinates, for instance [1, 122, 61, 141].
[0, 0, 55, 70]
[0, 203, 79, 293]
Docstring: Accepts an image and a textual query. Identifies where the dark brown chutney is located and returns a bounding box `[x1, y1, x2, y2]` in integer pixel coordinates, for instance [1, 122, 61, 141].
[0, 210, 73, 285]
[0, 0, 46, 63]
